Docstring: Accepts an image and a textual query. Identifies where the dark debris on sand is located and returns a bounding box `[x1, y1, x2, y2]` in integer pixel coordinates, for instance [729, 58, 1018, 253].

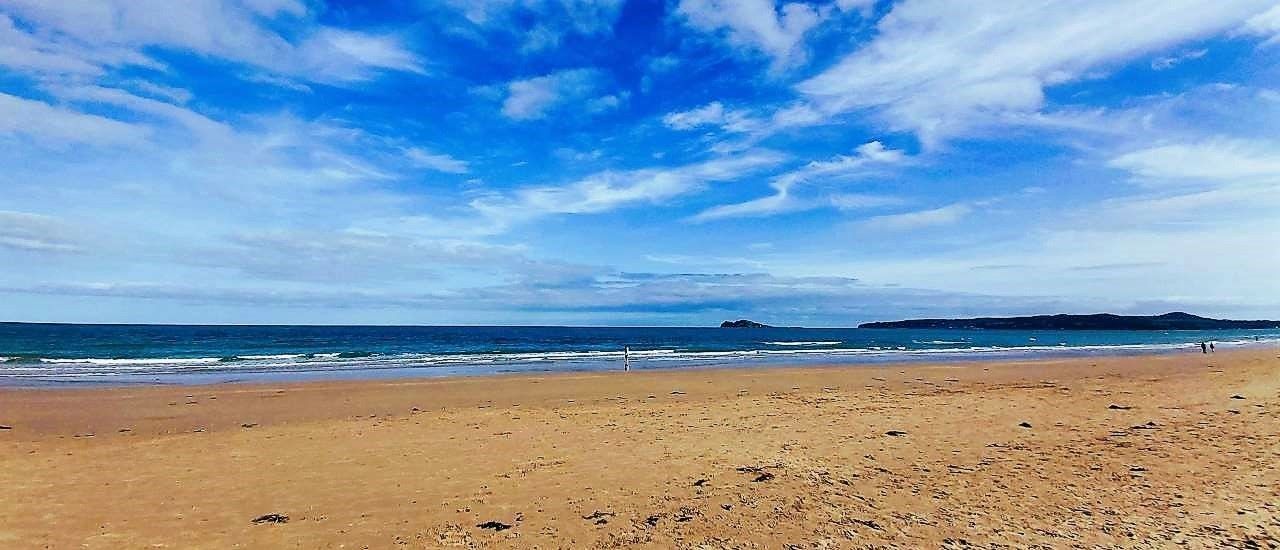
[736, 465, 776, 482]
[251, 514, 288, 524]
[885, 430, 908, 437]
[852, 518, 885, 531]
[582, 510, 615, 524]
[476, 520, 512, 531]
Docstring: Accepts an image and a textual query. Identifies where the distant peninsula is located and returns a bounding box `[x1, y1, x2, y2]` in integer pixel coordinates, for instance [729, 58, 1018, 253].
[720, 319, 772, 328]
[858, 312, 1280, 330]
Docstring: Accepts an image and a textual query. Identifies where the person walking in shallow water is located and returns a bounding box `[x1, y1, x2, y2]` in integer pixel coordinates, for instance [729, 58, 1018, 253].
[1210, 342, 1215, 353]
[1200, 342, 1208, 354]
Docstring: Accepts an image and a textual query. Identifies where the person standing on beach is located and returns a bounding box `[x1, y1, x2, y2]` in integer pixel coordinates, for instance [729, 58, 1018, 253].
[1210, 342, 1215, 352]
[1201, 342, 1208, 354]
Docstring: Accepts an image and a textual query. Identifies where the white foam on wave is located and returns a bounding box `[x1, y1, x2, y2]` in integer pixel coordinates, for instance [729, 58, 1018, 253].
[6, 336, 1279, 380]
[41, 357, 225, 366]
[237, 354, 309, 360]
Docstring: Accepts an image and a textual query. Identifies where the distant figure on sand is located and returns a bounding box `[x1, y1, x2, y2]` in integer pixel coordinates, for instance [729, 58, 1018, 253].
[624, 346, 630, 371]
[1210, 342, 1215, 352]
[1200, 342, 1208, 354]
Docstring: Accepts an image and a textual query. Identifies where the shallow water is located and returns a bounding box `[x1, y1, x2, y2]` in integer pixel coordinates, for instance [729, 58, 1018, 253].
[1, 323, 1275, 386]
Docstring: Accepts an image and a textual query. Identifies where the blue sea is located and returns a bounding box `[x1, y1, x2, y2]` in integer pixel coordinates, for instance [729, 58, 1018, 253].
[1, 323, 1276, 386]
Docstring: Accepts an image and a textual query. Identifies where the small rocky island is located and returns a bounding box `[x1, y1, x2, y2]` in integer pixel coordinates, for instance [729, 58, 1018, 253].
[859, 312, 1280, 330]
[720, 319, 772, 328]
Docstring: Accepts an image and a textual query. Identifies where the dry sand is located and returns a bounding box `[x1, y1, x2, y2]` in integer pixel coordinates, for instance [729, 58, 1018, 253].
[1, 348, 1278, 548]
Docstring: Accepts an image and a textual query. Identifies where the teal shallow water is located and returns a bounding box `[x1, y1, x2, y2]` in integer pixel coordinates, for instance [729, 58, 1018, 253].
[1, 323, 1276, 386]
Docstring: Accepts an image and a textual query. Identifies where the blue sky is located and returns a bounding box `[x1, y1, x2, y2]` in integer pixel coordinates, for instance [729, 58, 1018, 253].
[1, 0, 1279, 326]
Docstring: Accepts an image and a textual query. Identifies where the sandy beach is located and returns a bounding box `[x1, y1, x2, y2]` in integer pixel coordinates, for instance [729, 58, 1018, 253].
[2, 348, 1278, 548]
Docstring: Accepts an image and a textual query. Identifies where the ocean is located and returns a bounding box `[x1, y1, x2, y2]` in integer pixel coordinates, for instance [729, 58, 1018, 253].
[1, 323, 1276, 386]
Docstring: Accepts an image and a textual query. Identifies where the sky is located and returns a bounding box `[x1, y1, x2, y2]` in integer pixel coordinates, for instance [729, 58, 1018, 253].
[1, 0, 1279, 326]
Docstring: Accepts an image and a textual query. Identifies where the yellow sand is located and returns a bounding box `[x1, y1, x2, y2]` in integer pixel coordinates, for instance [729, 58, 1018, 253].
[1, 348, 1278, 548]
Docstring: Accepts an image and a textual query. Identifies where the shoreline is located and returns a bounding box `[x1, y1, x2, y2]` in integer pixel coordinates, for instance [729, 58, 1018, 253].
[2, 347, 1277, 547]
[2, 337, 1269, 388]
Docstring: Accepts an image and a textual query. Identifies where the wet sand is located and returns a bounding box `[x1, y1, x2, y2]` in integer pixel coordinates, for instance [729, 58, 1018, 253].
[1, 348, 1278, 548]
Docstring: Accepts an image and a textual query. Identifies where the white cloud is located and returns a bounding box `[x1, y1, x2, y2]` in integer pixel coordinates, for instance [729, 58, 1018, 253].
[406, 148, 470, 174]
[471, 151, 786, 225]
[648, 55, 680, 73]
[127, 81, 194, 104]
[677, 0, 825, 69]
[295, 28, 425, 80]
[662, 101, 761, 132]
[828, 192, 902, 211]
[858, 202, 973, 231]
[1, 271, 1084, 325]
[1241, 4, 1280, 46]
[640, 54, 681, 93]
[1151, 48, 1207, 70]
[0, 210, 82, 252]
[501, 68, 608, 120]
[0, 13, 154, 76]
[48, 84, 232, 142]
[693, 141, 908, 221]
[443, 0, 625, 53]
[586, 92, 628, 113]
[797, 0, 1277, 146]
[0, 0, 422, 84]
[664, 101, 836, 156]
[0, 92, 149, 147]
[1108, 139, 1280, 185]
[692, 191, 796, 221]
[200, 229, 535, 282]
[445, 0, 621, 31]
[553, 147, 603, 162]
[835, 0, 877, 16]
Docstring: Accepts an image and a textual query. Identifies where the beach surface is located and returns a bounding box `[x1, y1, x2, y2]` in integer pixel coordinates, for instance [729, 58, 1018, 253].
[1, 348, 1278, 548]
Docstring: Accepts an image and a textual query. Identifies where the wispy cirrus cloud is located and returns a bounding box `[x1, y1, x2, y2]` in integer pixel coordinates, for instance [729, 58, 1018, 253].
[0, 0, 423, 84]
[1151, 48, 1207, 70]
[471, 150, 787, 226]
[1108, 138, 1280, 185]
[0, 92, 150, 147]
[693, 141, 908, 221]
[1240, 4, 1280, 46]
[406, 148, 470, 174]
[856, 202, 973, 231]
[0, 211, 82, 253]
[797, 0, 1277, 145]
